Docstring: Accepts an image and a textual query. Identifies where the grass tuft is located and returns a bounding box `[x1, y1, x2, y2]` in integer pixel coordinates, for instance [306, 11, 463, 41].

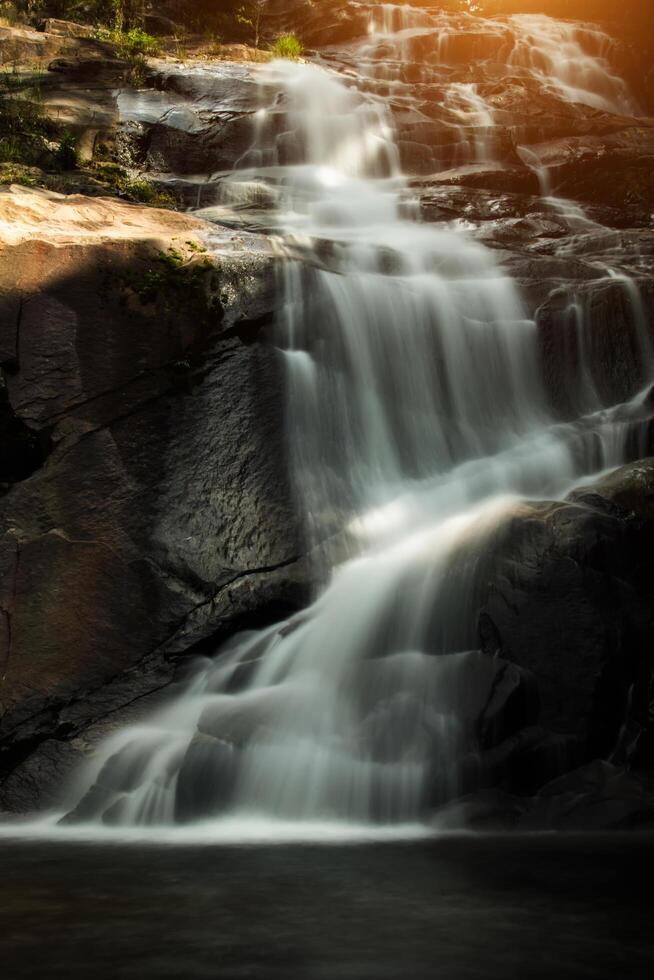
[270, 33, 302, 60]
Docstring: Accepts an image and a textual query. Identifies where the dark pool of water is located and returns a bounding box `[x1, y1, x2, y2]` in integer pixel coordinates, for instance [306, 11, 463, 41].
[0, 834, 652, 979]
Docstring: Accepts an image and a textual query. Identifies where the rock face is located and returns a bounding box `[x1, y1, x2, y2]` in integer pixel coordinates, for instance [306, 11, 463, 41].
[0, 187, 309, 810]
[0, 23, 150, 167]
[135, 64, 261, 177]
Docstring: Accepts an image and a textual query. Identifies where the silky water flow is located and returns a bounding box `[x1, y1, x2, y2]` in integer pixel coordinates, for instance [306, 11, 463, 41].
[47, 8, 653, 834]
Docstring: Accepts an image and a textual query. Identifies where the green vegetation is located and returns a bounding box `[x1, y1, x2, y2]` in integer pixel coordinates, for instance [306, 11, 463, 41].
[0, 162, 38, 186]
[0, 1, 303, 205]
[234, 0, 266, 48]
[0, 1, 20, 25]
[90, 162, 175, 207]
[120, 26, 158, 55]
[53, 128, 78, 170]
[94, 26, 159, 57]
[271, 33, 302, 60]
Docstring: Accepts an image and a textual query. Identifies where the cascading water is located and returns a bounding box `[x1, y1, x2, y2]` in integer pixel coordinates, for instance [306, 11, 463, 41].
[506, 14, 638, 116]
[58, 7, 652, 831]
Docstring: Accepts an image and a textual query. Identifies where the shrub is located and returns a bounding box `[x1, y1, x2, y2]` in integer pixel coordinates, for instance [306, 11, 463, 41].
[125, 53, 149, 86]
[120, 28, 159, 56]
[271, 33, 302, 60]
[91, 162, 175, 207]
[52, 129, 78, 171]
[0, 2, 21, 26]
[119, 177, 173, 206]
[0, 163, 38, 186]
[93, 26, 159, 58]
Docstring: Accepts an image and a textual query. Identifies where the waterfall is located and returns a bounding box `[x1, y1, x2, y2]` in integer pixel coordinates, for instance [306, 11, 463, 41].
[506, 14, 639, 116]
[58, 8, 651, 831]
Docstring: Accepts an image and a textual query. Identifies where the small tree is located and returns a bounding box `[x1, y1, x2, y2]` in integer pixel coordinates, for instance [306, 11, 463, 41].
[236, 0, 267, 49]
[251, 0, 266, 49]
[112, 0, 145, 32]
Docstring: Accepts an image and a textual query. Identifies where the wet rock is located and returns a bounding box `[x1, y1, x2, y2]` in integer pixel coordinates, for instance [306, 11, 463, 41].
[143, 113, 254, 175]
[174, 735, 239, 822]
[431, 163, 541, 196]
[537, 278, 654, 417]
[118, 64, 267, 177]
[0, 738, 86, 815]
[476, 661, 540, 750]
[152, 63, 261, 114]
[518, 761, 654, 831]
[432, 787, 530, 832]
[433, 762, 654, 831]
[425, 460, 654, 810]
[569, 457, 654, 521]
[527, 126, 654, 223]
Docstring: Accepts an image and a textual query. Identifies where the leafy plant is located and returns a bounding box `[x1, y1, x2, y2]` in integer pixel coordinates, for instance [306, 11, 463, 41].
[271, 33, 302, 60]
[0, 2, 21, 26]
[236, 0, 267, 48]
[125, 53, 149, 86]
[94, 25, 159, 57]
[120, 27, 159, 56]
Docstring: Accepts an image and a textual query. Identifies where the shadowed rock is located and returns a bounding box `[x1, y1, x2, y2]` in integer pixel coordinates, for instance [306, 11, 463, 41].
[0, 187, 311, 812]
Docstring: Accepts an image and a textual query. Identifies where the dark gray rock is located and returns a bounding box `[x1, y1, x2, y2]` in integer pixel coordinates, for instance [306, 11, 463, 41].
[432, 762, 654, 831]
[477, 459, 654, 766]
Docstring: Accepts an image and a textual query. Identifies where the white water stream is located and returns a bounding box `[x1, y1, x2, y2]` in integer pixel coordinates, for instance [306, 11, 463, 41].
[14, 7, 651, 834]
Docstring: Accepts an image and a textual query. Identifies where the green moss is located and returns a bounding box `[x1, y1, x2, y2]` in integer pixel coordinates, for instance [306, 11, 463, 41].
[185, 239, 207, 254]
[122, 245, 221, 329]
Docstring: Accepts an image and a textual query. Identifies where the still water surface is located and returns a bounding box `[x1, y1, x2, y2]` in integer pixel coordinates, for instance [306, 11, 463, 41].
[0, 834, 652, 978]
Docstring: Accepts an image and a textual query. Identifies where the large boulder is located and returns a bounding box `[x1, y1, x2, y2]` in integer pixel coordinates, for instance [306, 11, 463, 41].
[433, 761, 654, 831]
[115, 63, 264, 179]
[477, 458, 654, 773]
[0, 187, 309, 811]
[429, 459, 654, 829]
